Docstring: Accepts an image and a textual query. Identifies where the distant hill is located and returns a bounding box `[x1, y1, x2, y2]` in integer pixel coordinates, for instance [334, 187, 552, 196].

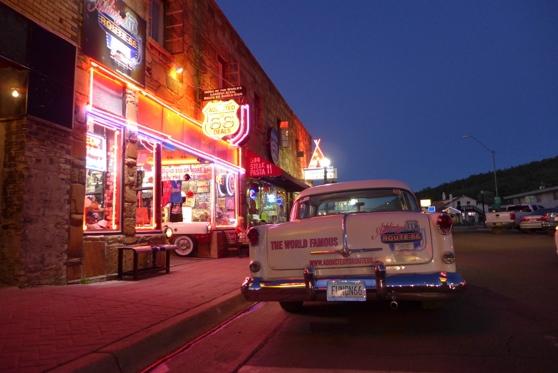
[416, 156, 558, 203]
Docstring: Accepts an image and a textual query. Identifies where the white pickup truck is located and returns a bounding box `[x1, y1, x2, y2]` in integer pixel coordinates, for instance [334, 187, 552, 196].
[241, 179, 466, 312]
[485, 204, 544, 231]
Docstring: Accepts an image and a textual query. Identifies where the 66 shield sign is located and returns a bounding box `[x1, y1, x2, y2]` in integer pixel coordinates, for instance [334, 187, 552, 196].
[202, 100, 240, 139]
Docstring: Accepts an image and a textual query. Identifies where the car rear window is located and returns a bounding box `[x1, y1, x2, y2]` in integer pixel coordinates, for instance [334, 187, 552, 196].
[296, 188, 419, 219]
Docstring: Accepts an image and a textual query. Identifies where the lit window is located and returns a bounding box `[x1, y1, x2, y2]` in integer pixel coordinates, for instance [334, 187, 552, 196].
[161, 145, 212, 224]
[84, 123, 123, 232]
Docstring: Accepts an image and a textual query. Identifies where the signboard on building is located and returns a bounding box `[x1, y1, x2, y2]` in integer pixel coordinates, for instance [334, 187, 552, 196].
[303, 167, 337, 181]
[202, 100, 241, 139]
[83, 0, 146, 85]
[202, 86, 245, 101]
[86, 133, 107, 172]
[246, 151, 283, 178]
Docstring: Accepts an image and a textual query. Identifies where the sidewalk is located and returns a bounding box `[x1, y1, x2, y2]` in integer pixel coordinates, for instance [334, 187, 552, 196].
[0, 256, 252, 373]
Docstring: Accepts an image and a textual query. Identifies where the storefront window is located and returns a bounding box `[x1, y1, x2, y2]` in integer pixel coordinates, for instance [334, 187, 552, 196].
[161, 145, 212, 224]
[215, 166, 237, 226]
[84, 123, 122, 232]
[247, 182, 288, 226]
[136, 137, 159, 230]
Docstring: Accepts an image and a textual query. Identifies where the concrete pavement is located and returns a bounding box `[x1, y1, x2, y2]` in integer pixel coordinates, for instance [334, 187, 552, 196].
[0, 256, 253, 373]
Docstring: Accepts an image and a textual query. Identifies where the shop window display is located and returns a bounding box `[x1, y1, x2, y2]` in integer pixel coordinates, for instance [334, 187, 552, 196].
[135, 137, 159, 229]
[84, 124, 122, 231]
[161, 146, 212, 224]
[247, 182, 288, 226]
[215, 167, 237, 226]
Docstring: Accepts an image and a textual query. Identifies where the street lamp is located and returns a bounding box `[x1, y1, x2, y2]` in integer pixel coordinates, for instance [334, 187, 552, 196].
[462, 134, 499, 199]
[322, 157, 331, 184]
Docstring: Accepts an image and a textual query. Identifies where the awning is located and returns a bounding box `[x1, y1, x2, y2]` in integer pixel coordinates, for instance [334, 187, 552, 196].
[244, 149, 310, 192]
[260, 173, 310, 192]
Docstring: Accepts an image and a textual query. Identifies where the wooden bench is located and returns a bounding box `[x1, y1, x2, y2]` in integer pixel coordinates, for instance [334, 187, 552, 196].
[117, 244, 176, 280]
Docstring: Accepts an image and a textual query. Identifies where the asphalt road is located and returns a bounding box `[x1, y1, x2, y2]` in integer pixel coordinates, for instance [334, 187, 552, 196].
[149, 230, 558, 373]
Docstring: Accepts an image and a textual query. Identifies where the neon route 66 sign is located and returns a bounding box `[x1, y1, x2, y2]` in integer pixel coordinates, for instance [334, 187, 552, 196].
[202, 100, 240, 139]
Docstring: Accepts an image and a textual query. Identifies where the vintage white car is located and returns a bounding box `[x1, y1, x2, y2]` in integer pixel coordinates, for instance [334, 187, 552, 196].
[241, 180, 466, 312]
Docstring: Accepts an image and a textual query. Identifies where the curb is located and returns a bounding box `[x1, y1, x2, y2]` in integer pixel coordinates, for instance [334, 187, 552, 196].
[48, 290, 254, 373]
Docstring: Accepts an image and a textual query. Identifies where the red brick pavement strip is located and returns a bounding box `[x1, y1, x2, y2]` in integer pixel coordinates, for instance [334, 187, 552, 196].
[0, 257, 253, 373]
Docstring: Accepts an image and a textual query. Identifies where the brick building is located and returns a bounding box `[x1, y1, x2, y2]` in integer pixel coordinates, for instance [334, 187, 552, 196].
[0, 0, 312, 287]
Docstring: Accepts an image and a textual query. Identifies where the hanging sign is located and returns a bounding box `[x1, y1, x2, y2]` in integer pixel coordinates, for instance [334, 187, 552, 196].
[303, 167, 337, 181]
[202, 100, 240, 139]
[86, 133, 107, 172]
[202, 86, 245, 101]
[83, 0, 146, 84]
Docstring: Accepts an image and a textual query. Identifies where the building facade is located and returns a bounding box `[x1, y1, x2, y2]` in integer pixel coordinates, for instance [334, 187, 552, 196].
[0, 0, 312, 286]
[504, 186, 558, 208]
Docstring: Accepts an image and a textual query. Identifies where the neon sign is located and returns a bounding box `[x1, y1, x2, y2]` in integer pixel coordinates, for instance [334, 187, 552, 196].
[84, 0, 146, 84]
[202, 100, 240, 139]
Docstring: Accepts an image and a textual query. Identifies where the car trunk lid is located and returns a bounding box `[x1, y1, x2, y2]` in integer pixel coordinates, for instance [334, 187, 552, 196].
[267, 212, 433, 271]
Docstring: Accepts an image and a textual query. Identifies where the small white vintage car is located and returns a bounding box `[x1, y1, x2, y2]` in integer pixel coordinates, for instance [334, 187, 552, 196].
[241, 180, 466, 312]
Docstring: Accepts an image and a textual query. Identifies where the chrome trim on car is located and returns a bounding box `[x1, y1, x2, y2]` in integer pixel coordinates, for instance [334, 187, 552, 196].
[241, 271, 466, 302]
[342, 213, 350, 257]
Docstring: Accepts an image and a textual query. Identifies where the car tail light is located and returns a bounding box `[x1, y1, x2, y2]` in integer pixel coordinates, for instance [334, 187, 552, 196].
[538, 214, 549, 222]
[249, 260, 261, 273]
[437, 213, 453, 235]
[247, 228, 259, 246]
[520, 216, 528, 222]
[510, 212, 516, 221]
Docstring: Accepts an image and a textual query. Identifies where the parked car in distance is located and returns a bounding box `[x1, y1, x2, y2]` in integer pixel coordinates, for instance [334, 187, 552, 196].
[519, 208, 558, 233]
[485, 204, 544, 231]
[241, 179, 466, 313]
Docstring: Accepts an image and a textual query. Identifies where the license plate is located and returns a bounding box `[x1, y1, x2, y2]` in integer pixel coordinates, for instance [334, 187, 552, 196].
[326, 280, 366, 302]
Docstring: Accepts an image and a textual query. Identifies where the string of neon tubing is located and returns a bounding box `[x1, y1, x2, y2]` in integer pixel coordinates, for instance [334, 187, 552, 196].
[87, 115, 239, 229]
[97, 108, 244, 173]
[229, 104, 249, 144]
[230, 105, 250, 145]
[229, 104, 247, 144]
[90, 64, 248, 148]
[112, 130, 119, 229]
[89, 107, 244, 174]
[90, 63, 239, 149]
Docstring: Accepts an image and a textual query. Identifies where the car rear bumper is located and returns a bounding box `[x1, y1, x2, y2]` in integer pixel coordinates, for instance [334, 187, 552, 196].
[486, 222, 515, 229]
[241, 271, 466, 302]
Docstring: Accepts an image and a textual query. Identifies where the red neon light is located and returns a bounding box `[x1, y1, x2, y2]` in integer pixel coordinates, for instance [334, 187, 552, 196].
[89, 64, 236, 150]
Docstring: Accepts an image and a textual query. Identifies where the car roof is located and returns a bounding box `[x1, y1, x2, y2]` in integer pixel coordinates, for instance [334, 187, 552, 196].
[298, 179, 413, 198]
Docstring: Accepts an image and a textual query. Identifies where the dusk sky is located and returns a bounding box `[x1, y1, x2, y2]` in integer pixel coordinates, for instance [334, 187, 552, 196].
[216, 0, 557, 191]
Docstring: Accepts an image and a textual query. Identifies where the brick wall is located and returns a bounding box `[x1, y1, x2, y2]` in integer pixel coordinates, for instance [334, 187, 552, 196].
[1, 0, 80, 44]
[0, 118, 72, 286]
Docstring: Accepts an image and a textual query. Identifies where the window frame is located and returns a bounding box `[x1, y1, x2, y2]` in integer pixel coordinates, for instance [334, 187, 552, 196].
[149, 0, 165, 46]
[84, 121, 125, 234]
